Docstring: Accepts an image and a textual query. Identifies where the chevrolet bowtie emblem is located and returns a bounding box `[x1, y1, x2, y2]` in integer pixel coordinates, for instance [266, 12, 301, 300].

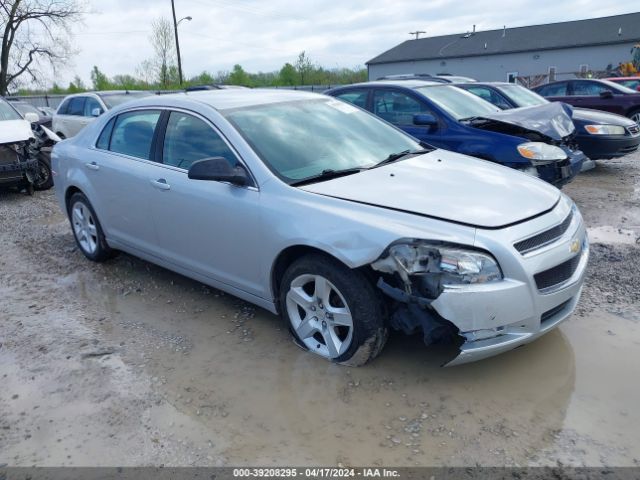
[570, 239, 580, 254]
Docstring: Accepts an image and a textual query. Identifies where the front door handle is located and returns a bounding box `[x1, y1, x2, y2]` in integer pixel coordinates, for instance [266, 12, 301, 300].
[85, 161, 99, 171]
[150, 178, 171, 191]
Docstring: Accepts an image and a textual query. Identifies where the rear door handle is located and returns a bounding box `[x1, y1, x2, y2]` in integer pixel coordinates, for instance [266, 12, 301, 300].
[85, 161, 99, 171]
[150, 178, 171, 191]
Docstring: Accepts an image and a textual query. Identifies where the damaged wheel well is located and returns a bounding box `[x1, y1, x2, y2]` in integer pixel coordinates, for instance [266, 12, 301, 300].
[271, 246, 362, 312]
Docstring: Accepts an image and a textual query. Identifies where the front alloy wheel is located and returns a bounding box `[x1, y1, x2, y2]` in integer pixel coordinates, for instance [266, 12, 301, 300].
[286, 274, 354, 359]
[280, 254, 388, 366]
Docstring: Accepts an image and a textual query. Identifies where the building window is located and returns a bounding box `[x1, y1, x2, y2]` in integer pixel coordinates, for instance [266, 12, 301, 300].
[548, 66, 557, 82]
[507, 71, 518, 83]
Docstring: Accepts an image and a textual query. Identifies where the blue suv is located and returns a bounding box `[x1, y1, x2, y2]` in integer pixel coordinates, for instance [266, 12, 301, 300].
[326, 81, 586, 187]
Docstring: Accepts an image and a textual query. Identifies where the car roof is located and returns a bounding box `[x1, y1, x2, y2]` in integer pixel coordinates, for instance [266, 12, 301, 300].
[114, 88, 324, 112]
[335, 80, 444, 89]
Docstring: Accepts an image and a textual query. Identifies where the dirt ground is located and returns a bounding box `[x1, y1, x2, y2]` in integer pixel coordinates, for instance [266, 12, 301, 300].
[1, 152, 639, 468]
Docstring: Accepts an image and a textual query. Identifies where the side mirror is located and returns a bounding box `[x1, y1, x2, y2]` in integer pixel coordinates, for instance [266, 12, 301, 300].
[413, 113, 438, 126]
[91, 108, 102, 117]
[188, 157, 249, 186]
[24, 112, 40, 123]
[599, 90, 613, 99]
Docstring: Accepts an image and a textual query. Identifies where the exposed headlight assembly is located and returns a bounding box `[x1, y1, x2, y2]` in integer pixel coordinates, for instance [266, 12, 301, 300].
[376, 242, 503, 286]
[517, 142, 567, 164]
[584, 124, 626, 135]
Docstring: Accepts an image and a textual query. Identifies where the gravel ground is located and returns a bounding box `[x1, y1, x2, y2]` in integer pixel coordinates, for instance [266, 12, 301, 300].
[0, 152, 639, 467]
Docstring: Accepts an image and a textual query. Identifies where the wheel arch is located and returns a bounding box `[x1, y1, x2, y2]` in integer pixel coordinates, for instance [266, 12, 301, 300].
[64, 185, 84, 211]
[270, 245, 363, 313]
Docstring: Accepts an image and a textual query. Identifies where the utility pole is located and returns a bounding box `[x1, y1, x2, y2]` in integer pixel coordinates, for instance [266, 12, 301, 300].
[409, 30, 426, 40]
[171, 0, 184, 85]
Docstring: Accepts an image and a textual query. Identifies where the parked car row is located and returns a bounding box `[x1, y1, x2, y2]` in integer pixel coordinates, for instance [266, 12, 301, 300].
[327, 80, 586, 187]
[456, 82, 640, 160]
[52, 88, 590, 367]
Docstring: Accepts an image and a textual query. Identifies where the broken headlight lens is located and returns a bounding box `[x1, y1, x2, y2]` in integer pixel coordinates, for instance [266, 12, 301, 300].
[388, 243, 503, 285]
[517, 142, 567, 163]
[584, 124, 626, 135]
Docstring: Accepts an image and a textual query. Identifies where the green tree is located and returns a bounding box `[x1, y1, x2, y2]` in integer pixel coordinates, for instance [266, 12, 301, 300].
[295, 51, 313, 85]
[228, 64, 250, 86]
[278, 63, 296, 86]
[67, 75, 86, 93]
[90, 66, 111, 90]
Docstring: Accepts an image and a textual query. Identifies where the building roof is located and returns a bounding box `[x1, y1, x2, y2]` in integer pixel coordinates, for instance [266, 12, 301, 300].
[367, 12, 640, 65]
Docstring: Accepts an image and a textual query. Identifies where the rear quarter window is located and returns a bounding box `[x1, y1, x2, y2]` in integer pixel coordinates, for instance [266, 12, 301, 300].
[96, 117, 116, 150]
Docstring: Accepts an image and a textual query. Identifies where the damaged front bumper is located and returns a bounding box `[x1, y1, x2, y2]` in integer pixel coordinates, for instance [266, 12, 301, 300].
[372, 197, 589, 366]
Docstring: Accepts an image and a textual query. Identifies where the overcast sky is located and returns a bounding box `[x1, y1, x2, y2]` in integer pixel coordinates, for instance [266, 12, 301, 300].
[58, 0, 636, 85]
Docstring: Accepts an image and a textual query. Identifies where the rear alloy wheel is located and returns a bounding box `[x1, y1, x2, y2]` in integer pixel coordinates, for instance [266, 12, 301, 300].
[68, 192, 113, 262]
[630, 110, 640, 126]
[280, 254, 388, 366]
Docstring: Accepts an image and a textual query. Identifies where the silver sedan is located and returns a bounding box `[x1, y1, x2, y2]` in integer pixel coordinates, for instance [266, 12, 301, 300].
[52, 89, 589, 366]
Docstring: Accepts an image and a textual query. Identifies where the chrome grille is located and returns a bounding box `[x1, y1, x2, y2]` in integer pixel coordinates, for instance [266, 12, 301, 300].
[514, 210, 573, 254]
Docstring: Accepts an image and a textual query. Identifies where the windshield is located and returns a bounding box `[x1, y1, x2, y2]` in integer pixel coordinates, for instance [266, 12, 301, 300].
[598, 79, 637, 94]
[223, 98, 421, 183]
[415, 85, 500, 120]
[497, 85, 548, 107]
[0, 98, 23, 121]
[12, 102, 41, 116]
[98, 91, 153, 109]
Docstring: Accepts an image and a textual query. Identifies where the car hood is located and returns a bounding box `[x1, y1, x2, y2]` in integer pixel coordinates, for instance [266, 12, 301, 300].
[0, 119, 34, 144]
[469, 102, 575, 141]
[299, 149, 561, 229]
[571, 107, 636, 127]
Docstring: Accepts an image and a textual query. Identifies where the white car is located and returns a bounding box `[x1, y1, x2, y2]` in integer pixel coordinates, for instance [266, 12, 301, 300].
[52, 91, 152, 139]
[52, 89, 589, 366]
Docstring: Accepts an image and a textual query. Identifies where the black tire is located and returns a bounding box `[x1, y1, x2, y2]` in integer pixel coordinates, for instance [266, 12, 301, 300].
[33, 154, 53, 190]
[67, 192, 113, 262]
[280, 253, 388, 366]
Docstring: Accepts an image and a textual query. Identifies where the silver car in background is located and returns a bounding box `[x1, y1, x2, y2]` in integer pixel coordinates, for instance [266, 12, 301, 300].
[52, 89, 589, 366]
[52, 90, 152, 139]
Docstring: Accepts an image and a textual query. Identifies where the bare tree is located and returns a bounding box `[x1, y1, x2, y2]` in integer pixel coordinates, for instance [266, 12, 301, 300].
[148, 17, 176, 88]
[0, 0, 83, 94]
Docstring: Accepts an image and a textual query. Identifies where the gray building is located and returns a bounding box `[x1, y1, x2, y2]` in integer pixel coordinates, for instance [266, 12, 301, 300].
[367, 12, 640, 84]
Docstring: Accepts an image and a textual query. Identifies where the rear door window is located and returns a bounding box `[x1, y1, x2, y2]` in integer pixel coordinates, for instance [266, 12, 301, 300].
[571, 81, 613, 96]
[372, 89, 432, 126]
[536, 82, 568, 96]
[334, 89, 369, 109]
[109, 110, 162, 160]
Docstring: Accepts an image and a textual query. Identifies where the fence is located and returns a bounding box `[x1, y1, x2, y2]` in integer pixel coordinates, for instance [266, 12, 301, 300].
[7, 84, 342, 110]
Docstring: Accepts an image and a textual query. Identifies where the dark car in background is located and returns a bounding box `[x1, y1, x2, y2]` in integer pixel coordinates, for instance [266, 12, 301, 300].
[326, 81, 585, 188]
[533, 79, 640, 125]
[605, 77, 640, 92]
[457, 82, 640, 160]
